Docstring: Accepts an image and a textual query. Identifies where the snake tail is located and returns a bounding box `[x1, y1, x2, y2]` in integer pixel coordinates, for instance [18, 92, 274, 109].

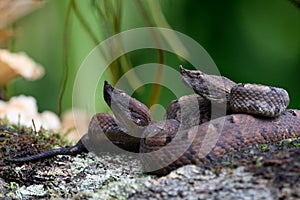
[6, 139, 88, 162]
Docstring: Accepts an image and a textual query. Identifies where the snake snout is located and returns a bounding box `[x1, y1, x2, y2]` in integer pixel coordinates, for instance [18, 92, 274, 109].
[180, 65, 204, 89]
[103, 80, 113, 106]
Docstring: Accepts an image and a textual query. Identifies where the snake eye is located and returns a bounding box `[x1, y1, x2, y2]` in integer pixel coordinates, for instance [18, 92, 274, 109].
[131, 112, 149, 127]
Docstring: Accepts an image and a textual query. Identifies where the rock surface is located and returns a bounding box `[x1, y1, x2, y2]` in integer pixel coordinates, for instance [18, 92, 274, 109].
[2, 146, 300, 199]
[129, 165, 275, 200]
[2, 124, 300, 199]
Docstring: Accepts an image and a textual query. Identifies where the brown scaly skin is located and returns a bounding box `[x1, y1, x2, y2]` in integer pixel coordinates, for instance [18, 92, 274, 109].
[141, 110, 300, 175]
[7, 69, 300, 176]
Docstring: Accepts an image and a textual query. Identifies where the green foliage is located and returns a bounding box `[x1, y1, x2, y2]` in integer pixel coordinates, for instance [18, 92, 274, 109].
[8, 0, 300, 115]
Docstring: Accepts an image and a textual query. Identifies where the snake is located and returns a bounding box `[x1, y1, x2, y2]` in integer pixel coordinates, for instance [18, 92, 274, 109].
[6, 66, 300, 175]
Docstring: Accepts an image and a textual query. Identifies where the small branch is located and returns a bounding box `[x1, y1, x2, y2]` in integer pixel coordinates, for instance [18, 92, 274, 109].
[58, 0, 73, 115]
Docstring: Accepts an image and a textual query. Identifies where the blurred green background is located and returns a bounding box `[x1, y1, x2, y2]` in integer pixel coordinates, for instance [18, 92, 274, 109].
[8, 0, 300, 117]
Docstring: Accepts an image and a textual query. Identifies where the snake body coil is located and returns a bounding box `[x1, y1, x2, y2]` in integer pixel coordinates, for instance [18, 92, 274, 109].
[180, 66, 290, 117]
[7, 67, 300, 175]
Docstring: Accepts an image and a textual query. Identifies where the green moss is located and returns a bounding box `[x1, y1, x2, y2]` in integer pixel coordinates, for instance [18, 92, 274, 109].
[292, 143, 300, 147]
[249, 149, 255, 155]
[277, 140, 283, 146]
[255, 156, 264, 168]
[221, 161, 237, 168]
[258, 144, 270, 152]
[0, 119, 70, 163]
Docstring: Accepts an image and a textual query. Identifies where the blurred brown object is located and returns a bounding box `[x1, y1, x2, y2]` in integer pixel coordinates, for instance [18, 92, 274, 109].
[0, 29, 14, 45]
[0, 95, 61, 130]
[0, 0, 44, 29]
[0, 0, 44, 46]
[0, 49, 44, 86]
[61, 109, 91, 142]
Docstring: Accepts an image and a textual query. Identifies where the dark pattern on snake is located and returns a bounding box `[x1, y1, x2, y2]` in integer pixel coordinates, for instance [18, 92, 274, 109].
[7, 67, 300, 175]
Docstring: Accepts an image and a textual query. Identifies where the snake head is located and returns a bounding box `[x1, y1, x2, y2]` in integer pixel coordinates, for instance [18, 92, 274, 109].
[103, 81, 152, 136]
[180, 65, 235, 104]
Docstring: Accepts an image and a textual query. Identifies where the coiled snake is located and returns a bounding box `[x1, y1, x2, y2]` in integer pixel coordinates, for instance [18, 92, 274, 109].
[7, 66, 300, 175]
